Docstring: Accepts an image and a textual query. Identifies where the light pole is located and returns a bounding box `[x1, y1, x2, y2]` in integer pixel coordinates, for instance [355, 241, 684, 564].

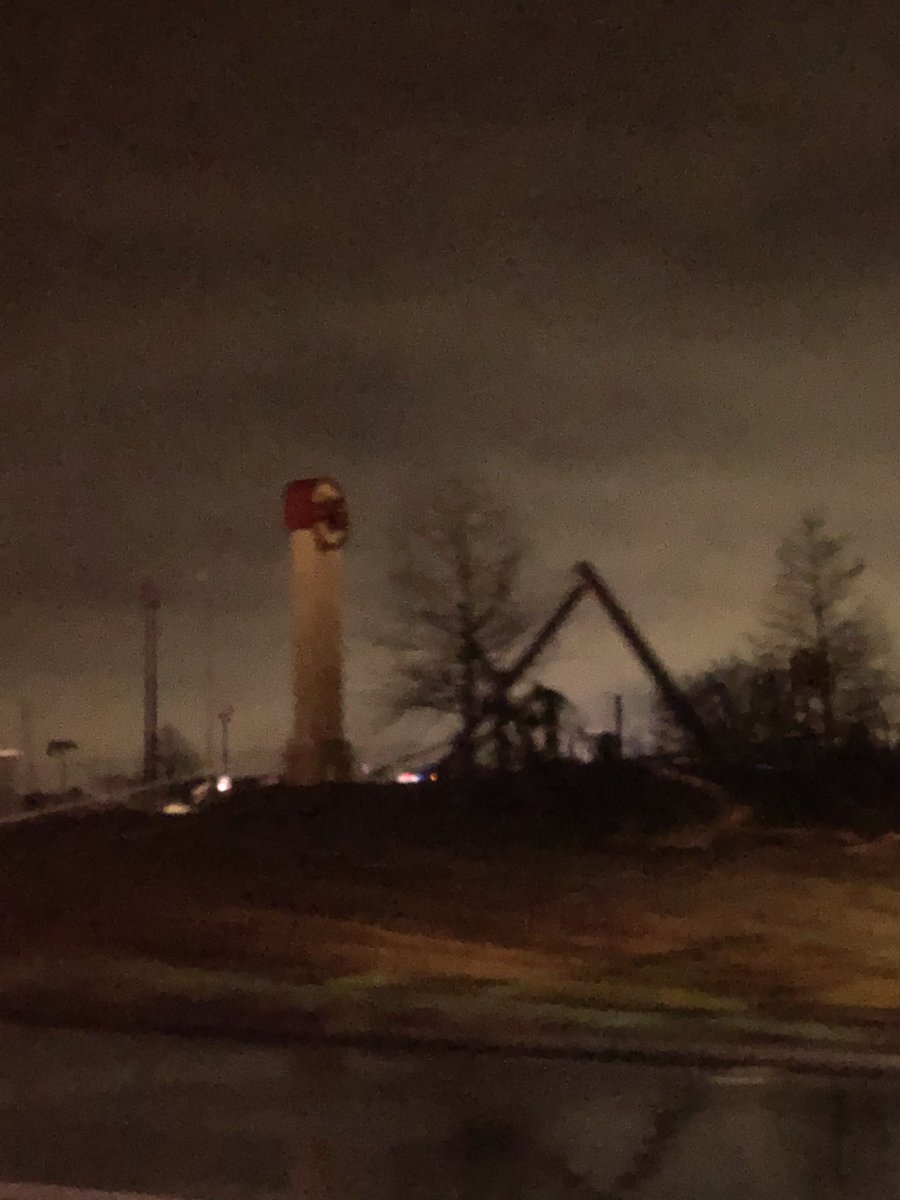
[218, 705, 234, 778]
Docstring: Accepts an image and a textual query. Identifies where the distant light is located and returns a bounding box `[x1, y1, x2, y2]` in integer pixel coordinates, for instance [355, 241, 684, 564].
[162, 801, 191, 816]
[429, 772, 438, 781]
[216, 774, 233, 793]
[396, 771, 421, 784]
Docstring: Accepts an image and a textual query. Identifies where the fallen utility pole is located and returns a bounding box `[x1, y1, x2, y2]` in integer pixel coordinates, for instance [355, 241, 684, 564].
[575, 562, 718, 763]
[449, 560, 719, 770]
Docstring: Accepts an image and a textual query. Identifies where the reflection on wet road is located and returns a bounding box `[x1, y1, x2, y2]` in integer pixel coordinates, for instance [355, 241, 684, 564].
[0, 1022, 898, 1198]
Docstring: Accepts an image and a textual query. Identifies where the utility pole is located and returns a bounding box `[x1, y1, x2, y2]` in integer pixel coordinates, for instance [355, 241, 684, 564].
[218, 706, 234, 777]
[201, 579, 216, 772]
[204, 645, 215, 772]
[141, 581, 161, 783]
[457, 628, 479, 777]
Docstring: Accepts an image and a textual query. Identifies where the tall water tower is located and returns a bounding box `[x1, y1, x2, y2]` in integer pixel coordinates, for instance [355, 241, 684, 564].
[283, 478, 353, 785]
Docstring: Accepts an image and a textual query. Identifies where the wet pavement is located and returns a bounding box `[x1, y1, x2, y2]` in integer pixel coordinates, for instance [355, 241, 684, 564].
[1, 1021, 899, 1198]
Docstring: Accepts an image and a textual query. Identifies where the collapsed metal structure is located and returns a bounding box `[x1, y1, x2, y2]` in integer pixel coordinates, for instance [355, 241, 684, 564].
[450, 560, 717, 773]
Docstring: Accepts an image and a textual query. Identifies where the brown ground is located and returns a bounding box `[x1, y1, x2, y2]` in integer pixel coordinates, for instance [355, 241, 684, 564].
[3, 800, 900, 1048]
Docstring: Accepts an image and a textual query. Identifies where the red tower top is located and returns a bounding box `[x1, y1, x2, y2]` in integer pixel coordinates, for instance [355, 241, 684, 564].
[283, 477, 349, 549]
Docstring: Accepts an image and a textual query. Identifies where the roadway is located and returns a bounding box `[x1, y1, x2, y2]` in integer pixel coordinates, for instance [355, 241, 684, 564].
[0, 1020, 898, 1198]
[0, 774, 238, 830]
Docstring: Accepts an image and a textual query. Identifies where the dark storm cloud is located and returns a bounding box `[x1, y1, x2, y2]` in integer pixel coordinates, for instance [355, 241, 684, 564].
[2, 324, 418, 608]
[7, 2, 900, 316]
[4, 0, 900, 766]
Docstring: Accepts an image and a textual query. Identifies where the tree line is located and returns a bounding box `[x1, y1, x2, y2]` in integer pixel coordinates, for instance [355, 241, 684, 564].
[653, 512, 897, 760]
[384, 481, 898, 766]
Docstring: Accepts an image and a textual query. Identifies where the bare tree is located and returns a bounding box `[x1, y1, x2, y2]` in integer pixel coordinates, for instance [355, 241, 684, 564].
[656, 513, 897, 756]
[755, 511, 897, 743]
[383, 477, 534, 767]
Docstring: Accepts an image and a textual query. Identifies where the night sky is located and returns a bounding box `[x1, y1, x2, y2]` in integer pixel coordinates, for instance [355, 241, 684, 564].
[4, 2, 900, 779]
